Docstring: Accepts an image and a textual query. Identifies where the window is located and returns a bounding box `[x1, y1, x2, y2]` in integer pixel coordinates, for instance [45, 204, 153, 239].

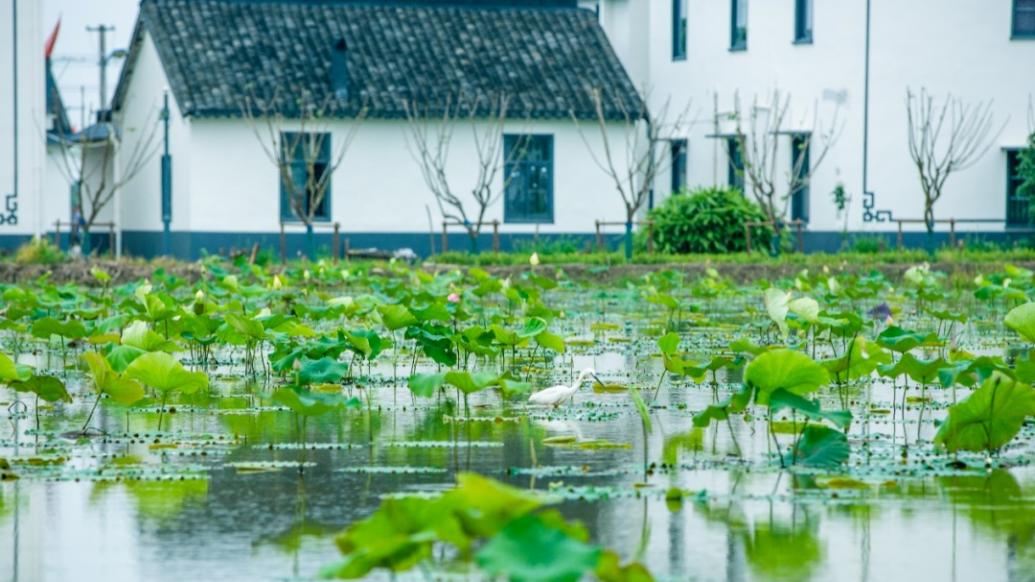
[280, 132, 331, 221]
[726, 137, 744, 193]
[790, 134, 810, 222]
[672, 0, 688, 60]
[1014, 0, 1035, 38]
[1007, 150, 1029, 226]
[730, 0, 748, 50]
[794, 0, 813, 43]
[504, 134, 553, 223]
[671, 139, 688, 193]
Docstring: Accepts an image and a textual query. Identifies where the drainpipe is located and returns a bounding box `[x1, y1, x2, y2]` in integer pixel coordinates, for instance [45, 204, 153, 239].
[161, 89, 172, 255]
[861, 0, 872, 223]
[9, 0, 19, 233]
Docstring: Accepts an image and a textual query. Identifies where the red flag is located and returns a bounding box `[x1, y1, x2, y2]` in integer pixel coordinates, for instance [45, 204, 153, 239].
[44, 18, 61, 60]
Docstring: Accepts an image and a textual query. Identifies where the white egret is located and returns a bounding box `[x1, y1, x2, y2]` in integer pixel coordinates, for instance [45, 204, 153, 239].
[528, 368, 603, 407]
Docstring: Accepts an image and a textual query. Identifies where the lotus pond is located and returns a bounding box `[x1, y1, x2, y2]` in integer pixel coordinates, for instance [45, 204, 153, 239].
[1, 259, 1034, 581]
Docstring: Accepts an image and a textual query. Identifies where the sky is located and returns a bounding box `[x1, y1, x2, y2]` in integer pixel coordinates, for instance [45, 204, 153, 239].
[42, 0, 140, 131]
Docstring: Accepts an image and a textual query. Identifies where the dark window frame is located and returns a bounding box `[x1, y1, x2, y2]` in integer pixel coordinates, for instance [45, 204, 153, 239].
[1007, 149, 1030, 226]
[1014, 0, 1035, 39]
[794, 0, 813, 44]
[672, 0, 688, 60]
[726, 137, 744, 193]
[790, 133, 811, 223]
[504, 134, 554, 225]
[730, 0, 748, 51]
[670, 139, 688, 194]
[279, 131, 332, 223]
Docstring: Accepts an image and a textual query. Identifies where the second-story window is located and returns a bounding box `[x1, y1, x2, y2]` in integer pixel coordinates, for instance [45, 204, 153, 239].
[280, 132, 331, 222]
[1014, 0, 1035, 38]
[672, 0, 688, 60]
[795, 0, 813, 43]
[731, 0, 748, 50]
[504, 134, 554, 224]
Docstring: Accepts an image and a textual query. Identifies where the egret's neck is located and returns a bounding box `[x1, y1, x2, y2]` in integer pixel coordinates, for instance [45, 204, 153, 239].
[576, 371, 592, 387]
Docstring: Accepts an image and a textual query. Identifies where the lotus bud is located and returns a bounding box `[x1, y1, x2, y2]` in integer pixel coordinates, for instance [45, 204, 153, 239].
[272, 275, 283, 290]
[304, 269, 311, 281]
[530, 252, 540, 267]
[447, 292, 460, 303]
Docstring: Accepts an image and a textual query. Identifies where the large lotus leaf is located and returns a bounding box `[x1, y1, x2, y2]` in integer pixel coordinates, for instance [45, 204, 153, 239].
[31, 317, 87, 340]
[476, 513, 601, 582]
[11, 374, 71, 403]
[788, 297, 820, 324]
[224, 312, 266, 341]
[877, 353, 945, 384]
[875, 326, 939, 353]
[445, 472, 546, 539]
[377, 304, 418, 331]
[821, 336, 893, 381]
[764, 288, 791, 336]
[786, 424, 849, 469]
[746, 349, 829, 403]
[517, 317, 548, 339]
[273, 387, 357, 417]
[658, 332, 680, 356]
[407, 372, 445, 398]
[768, 388, 852, 430]
[0, 353, 32, 383]
[298, 357, 348, 385]
[81, 352, 145, 405]
[125, 352, 208, 396]
[107, 345, 147, 373]
[934, 373, 1035, 454]
[121, 320, 175, 352]
[1005, 302, 1035, 344]
[444, 371, 498, 395]
[535, 331, 566, 354]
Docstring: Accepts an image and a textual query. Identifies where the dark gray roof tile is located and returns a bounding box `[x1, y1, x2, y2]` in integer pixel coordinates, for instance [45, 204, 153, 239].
[113, 0, 644, 121]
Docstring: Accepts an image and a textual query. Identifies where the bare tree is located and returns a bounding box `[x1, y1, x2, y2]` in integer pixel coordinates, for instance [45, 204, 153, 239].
[242, 86, 367, 258]
[905, 88, 1006, 234]
[53, 113, 160, 254]
[403, 92, 520, 253]
[572, 87, 691, 258]
[731, 90, 842, 231]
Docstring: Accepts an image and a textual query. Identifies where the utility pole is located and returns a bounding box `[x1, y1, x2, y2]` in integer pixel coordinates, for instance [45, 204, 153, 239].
[86, 24, 114, 110]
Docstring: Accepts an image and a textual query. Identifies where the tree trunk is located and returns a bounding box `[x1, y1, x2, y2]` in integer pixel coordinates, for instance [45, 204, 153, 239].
[624, 220, 633, 260]
[924, 201, 936, 255]
[81, 226, 91, 255]
[468, 229, 479, 254]
[305, 223, 315, 260]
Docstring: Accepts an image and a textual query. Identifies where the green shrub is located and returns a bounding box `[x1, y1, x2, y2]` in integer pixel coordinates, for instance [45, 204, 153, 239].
[845, 236, 887, 254]
[646, 187, 771, 254]
[14, 237, 65, 265]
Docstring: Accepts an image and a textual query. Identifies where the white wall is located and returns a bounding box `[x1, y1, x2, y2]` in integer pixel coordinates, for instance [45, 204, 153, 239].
[0, 0, 46, 239]
[114, 30, 190, 234]
[177, 117, 634, 236]
[600, 0, 1035, 233]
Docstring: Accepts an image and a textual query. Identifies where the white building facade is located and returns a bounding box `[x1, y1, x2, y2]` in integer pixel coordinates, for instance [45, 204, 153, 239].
[593, 0, 1035, 249]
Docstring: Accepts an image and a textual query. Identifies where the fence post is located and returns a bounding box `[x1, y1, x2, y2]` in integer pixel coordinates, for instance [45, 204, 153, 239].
[108, 223, 116, 257]
[332, 222, 341, 263]
[949, 218, 956, 248]
[744, 224, 752, 254]
[646, 221, 654, 254]
[441, 222, 449, 253]
[796, 220, 804, 253]
[279, 222, 286, 262]
[896, 221, 904, 250]
[53, 221, 60, 249]
[344, 237, 351, 263]
[492, 220, 500, 252]
[595, 221, 603, 252]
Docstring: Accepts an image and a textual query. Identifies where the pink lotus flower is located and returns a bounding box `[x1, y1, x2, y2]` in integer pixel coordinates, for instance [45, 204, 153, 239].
[447, 292, 460, 303]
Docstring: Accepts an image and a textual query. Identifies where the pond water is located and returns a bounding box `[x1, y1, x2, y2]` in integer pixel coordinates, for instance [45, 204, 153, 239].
[2, 360, 1033, 582]
[1, 266, 1034, 581]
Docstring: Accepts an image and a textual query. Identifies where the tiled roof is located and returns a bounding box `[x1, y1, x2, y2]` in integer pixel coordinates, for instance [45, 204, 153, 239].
[113, 0, 644, 121]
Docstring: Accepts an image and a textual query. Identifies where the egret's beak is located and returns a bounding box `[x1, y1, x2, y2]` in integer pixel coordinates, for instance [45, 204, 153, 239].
[591, 374, 605, 388]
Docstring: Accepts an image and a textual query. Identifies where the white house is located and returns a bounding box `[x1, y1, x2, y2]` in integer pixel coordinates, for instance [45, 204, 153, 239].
[105, 0, 646, 258]
[592, 0, 1035, 249]
[0, 0, 47, 249]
